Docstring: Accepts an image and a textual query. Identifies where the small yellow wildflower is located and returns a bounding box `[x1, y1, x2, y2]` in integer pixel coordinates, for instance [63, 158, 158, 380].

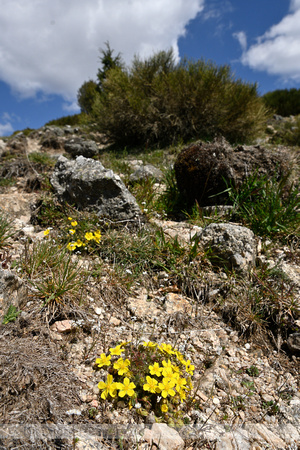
[85, 232, 94, 241]
[175, 377, 187, 392]
[149, 362, 162, 377]
[43, 229, 50, 236]
[69, 229, 76, 235]
[185, 360, 195, 375]
[95, 353, 111, 368]
[117, 378, 136, 397]
[159, 343, 175, 355]
[158, 378, 176, 398]
[67, 242, 77, 251]
[71, 221, 78, 227]
[143, 376, 159, 394]
[113, 358, 130, 375]
[161, 366, 175, 381]
[98, 374, 118, 399]
[76, 239, 83, 247]
[109, 345, 125, 356]
[94, 230, 101, 243]
[161, 404, 168, 413]
[68, 217, 73, 221]
[143, 341, 157, 349]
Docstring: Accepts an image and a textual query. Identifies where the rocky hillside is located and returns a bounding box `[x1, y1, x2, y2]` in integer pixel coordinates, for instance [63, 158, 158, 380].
[0, 125, 299, 449]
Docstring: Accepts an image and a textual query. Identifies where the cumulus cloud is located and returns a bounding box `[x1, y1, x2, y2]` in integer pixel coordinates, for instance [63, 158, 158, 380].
[0, 0, 204, 107]
[240, 0, 300, 82]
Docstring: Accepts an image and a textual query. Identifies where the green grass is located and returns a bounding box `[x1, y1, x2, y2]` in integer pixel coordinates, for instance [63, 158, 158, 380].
[226, 171, 300, 239]
[0, 210, 15, 248]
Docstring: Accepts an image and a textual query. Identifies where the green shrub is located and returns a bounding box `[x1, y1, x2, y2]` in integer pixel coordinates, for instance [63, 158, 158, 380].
[0, 211, 15, 248]
[92, 50, 269, 146]
[262, 88, 300, 116]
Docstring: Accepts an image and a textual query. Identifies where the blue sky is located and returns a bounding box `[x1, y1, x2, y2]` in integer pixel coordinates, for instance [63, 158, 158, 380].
[1, 0, 300, 136]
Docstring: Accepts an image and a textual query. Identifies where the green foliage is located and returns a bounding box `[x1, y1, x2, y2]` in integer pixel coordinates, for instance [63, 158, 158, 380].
[92, 49, 269, 146]
[77, 80, 98, 114]
[263, 88, 300, 116]
[95, 341, 194, 422]
[0, 211, 15, 248]
[19, 237, 87, 310]
[2, 305, 21, 324]
[246, 366, 260, 377]
[97, 41, 124, 92]
[28, 152, 56, 167]
[45, 113, 84, 127]
[227, 171, 300, 239]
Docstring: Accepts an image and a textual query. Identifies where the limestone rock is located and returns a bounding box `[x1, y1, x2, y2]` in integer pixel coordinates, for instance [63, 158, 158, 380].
[51, 156, 143, 223]
[199, 223, 256, 272]
[129, 164, 163, 182]
[145, 423, 184, 450]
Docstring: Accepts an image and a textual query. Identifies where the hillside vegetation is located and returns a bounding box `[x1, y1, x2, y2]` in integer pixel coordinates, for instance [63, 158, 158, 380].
[76, 47, 269, 147]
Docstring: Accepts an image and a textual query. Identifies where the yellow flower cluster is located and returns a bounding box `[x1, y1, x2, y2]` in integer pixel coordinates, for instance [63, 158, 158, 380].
[95, 341, 194, 417]
[66, 217, 101, 251]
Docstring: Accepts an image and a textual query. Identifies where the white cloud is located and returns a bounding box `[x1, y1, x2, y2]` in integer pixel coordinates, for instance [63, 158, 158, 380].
[233, 31, 247, 52]
[0, 122, 13, 137]
[240, 1, 300, 82]
[0, 0, 204, 107]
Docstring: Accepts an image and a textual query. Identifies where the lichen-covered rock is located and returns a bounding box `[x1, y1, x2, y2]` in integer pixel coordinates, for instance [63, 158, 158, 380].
[174, 137, 294, 207]
[51, 155, 143, 223]
[199, 223, 256, 272]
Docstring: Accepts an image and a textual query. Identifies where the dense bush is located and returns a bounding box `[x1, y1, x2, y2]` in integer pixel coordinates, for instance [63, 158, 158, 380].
[91, 50, 269, 146]
[262, 88, 300, 117]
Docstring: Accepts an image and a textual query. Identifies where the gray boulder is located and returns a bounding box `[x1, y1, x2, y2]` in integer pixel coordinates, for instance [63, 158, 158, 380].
[64, 138, 98, 158]
[129, 164, 164, 182]
[199, 223, 256, 273]
[51, 156, 143, 223]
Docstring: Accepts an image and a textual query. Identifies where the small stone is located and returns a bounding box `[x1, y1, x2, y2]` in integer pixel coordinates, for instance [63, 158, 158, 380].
[213, 397, 220, 405]
[109, 317, 121, 326]
[146, 423, 184, 450]
[50, 319, 73, 333]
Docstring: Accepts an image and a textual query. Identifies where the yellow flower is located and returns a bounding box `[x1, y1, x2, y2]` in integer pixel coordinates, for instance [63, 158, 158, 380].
[161, 366, 175, 381]
[159, 343, 175, 355]
[158, 378, 176, 398]
[69, 229, 76, 235]
[117, 377, 136, 397]
[113, 358, 130, 375]
[109, 345, 125, 356]
[94, 230, 101, 243]
[71, 221, 78, 227]
[67, 242, 77, 251]
[43, 228, 50, 236]
[161, 404, 168, 413]
[98, 374, 118, 399]
[143, 341, 157, 349]
[175, 377, 187, 392]
[179, 389, 186, 402]
[95, 353, 111, 368]
[185, 361, 195, 375]
[76, 239, 83, 247]
[68, 217, 73, 221]
[149, 362, 162, 377]
[143, 376, 160, 394]
[85, 232, 94, 241]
